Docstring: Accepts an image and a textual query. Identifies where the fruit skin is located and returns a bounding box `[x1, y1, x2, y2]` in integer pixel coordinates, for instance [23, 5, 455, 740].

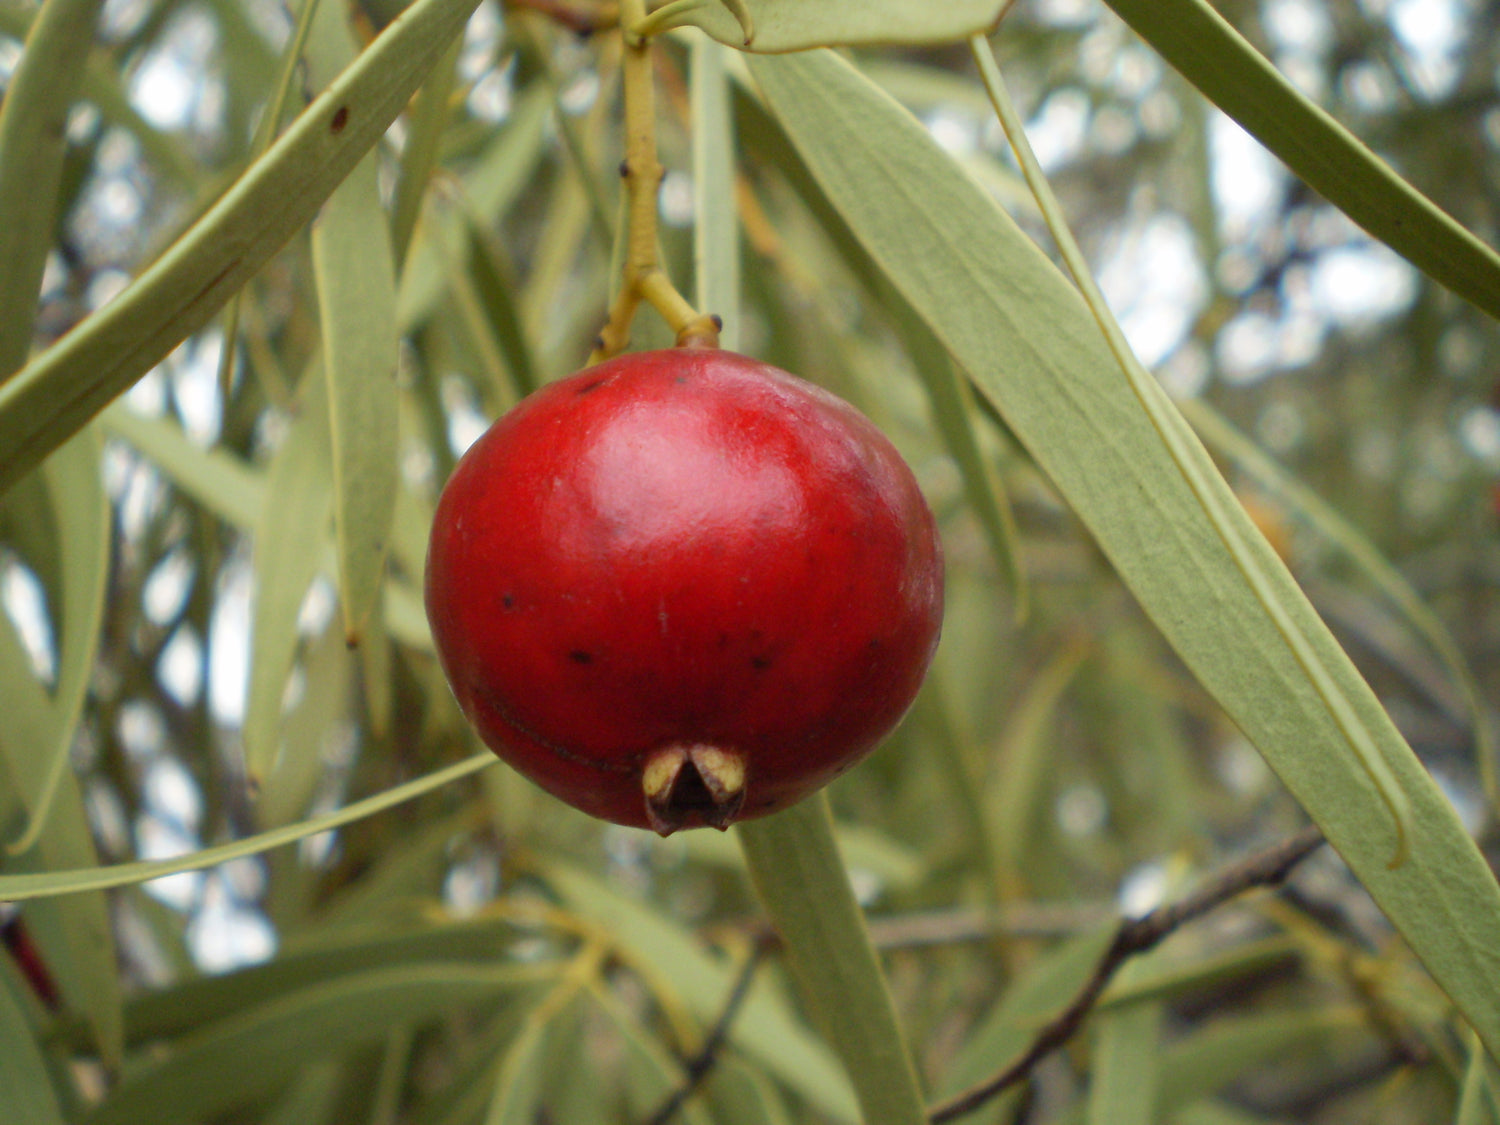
[425, 348, 943, 833]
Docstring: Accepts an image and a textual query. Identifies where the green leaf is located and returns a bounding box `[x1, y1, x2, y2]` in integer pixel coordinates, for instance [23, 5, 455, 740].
[939, 927, 1116, 1121]
[116, 913, 544, 1046]
[5, 427, 109, 857]
[391, 35, 462, 271]
[483, 1001, 555, 1125]
[537, 856, 860, 1123]
[1457, 1031, 1500, 1125]
[1184, 400, 1500, 809]
[590, 985, 714, 1125]
[85, 963, 551, 1125]
[691, 36, 741, 348]
[1155, 1009, 1361, 1115]
[307, 0, 400, 647]
[705, 1057, 795, 1125]
[100, 404, 265, 529]
[991, 641, 1089, 891]
[0, 4, 200, 189]
[0, 964, 66, 1125]
[647, 0, 1007, 52]
[396, 86, 552, 333]
[245, 370, 335, 796]
[1087, 966, 1162, 1125]
[736, 793, 927, 1125]
[0, 0, 107, 377]
[262, 1058, 344, 1125]
[0, 753, 494, 902]
[0, 0, 484, 496]
[1099, 0, 1500, 321]
[745, 47, 1500, 1064]
[0, 594, 122, 1065]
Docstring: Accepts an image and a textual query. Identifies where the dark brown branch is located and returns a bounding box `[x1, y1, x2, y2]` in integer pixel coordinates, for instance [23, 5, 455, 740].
[644, 936, 771, 1125]
[928, 826, 1327, 1124]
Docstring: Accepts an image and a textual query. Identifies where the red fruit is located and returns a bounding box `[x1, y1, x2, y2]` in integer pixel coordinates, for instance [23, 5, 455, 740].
[425, 348, 943, 834]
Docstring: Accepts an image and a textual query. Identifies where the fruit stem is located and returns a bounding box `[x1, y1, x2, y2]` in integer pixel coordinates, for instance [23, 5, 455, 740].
[589, 0, 719, 363]
[737, 792, 929, 1125]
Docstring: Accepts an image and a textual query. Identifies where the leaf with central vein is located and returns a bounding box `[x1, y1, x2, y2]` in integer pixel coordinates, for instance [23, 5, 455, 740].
[0, 0, 483, 498]
[658, 0, 1007, 52]
[307, 0, 399, 647]
[745, 48, 1500, 1062]
[0, 0, 107, 378]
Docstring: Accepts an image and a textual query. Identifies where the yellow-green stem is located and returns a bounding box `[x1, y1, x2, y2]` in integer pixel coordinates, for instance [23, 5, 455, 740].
[590, 0, 717, 361]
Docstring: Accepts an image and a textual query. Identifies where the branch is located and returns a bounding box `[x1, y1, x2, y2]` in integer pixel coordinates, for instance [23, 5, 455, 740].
[928, 826, 1326, 1123]
[644, 936, 771, 1125]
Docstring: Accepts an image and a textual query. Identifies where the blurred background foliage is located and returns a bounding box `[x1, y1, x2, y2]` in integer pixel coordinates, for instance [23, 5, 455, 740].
[2, 0, 1500, 1121]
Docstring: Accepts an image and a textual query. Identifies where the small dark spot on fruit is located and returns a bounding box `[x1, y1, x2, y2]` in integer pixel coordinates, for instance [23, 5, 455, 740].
[568, 650, 593, 664]
[330, 105, 349, 133]
[618, 159, 630, 178]
[717, 632, 730, 648]
[751, 655, 773, 671]
[710, 314, 723, 331]
[576, 378, 605, 396]
[674, 376, 688, 384]
[502, 593, 516, 609]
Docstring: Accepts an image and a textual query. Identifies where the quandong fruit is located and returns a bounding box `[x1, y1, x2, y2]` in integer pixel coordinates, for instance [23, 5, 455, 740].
[425, 348, 944, 835]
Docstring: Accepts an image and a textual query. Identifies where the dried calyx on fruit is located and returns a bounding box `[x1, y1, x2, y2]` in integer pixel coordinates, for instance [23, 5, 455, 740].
[425, 347, 944, 835]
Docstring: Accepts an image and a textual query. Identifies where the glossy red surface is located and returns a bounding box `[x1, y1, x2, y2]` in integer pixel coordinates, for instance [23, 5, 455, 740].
[425, 348, 943, 831]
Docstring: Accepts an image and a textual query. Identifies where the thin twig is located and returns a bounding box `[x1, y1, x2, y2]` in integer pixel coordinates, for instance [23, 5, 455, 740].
[928, 826, 1326, 1123]
[644, 936, 771, 1125]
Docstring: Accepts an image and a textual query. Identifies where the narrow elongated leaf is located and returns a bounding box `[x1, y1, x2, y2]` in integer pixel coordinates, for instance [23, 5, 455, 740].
[0, 0, 484, 496]
[1100, 0, 1500, 321]
[391, 36, 461, 270]
[483, 1006, 552, 1125]
[1184, 400, 1498, 806]
[538, 858, 859, 1123]
[0, 0, 106, 377]
[1458, 1031, 1500, 1125]
[85, 963, 550, 1125]
[737, 794, 927, 1125]
[706, 1057, 795, 1125]
[991, 642, 1089, 891]
[939, 927, 1115, 1120]
[117, 914, 546, 1046]
[396, 86, 551, 333]
[6, 427, 110, 856]
[1087, 967, 1161, 1125]
[0, 753, 494, 902]
[1155, 1009, 1361, 1114]
[307, 0, 400, 647]
[101, 404, 265, 529]
[0, 964, 66, 1125]
[692, 36, 741, 348]
[746, 48, 1500, 1062]
[651, 0, 1006, 52]
[0, 4, 200, 188]
[590, 985, 714, 1125]
[245, 372, 334, 794]
[0, 584, 122, 1064]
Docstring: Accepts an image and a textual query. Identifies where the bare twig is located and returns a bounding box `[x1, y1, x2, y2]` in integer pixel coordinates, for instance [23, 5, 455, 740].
[644, 936, 771, 1125]
[928, 827, 1326, 1123]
